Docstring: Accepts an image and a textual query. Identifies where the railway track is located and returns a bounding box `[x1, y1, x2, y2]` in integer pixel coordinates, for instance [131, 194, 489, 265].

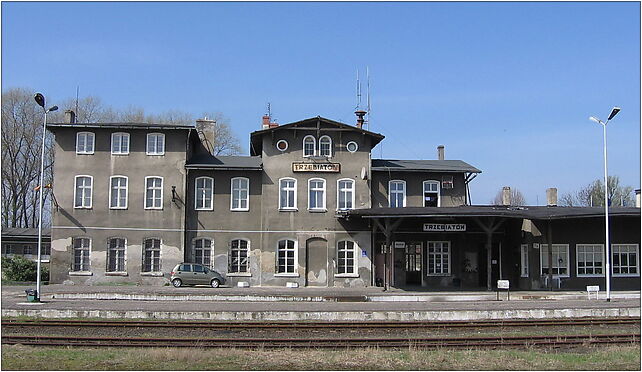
[2, 333, 639, 348]
[2, 317, 639, 329]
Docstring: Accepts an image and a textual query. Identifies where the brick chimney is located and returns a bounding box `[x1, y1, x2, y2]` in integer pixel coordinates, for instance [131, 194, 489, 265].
[546, 188, 557, 206]
[635, 189, 640, 208]
[437, 145, 445, 160]
[65, 110, 76, 124]
[262, 115, 278, 129]
[195, 118, 217, 154]
[355, 110, 367, 129]
[502, 187, 511, 206]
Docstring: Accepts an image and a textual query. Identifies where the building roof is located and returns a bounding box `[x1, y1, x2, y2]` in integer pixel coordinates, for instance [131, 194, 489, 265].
[186, 154, 262, 170]
[249, 116, 385, 156]
[371, 159, 481, 173]
[47, 122, 195, 130]
[342, 205, 640, 220]
[2, 227, 51, 238]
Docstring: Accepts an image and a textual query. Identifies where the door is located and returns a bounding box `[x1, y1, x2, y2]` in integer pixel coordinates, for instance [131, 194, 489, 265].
[306, 238, 328, 287]
[405, 242, 422, 285]
[192, 264, 209, 285]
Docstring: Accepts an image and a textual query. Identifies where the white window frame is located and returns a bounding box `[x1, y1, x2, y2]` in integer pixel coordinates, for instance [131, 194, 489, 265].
[228, 238, 250, 275]
[319, 135, 332, 157]
[106, 237, 127, 273]
[146, 133, 165, 155]
[388, 180, 406, 208]
[279, 178, 297, 211]
[520, 244, 529, 277]
[336, 240, 358, 277]
[576, 244, 605, 277]
[346, 141, 358, 153]
[337, 178, 355, 211]
[109, 176, 128, 209]
[142, 238, 162, 273]
[303, 135, 316, 157]
[111, 132, 130, 155]
[194, 176, 214, 211]
[193, 237, 213, 268]
[612, 244, 640, 277]
[71, 237, 91, 273]
[276, 139, 288, 152]
[427, 241, 451, 276]
[76, 132, 95, 154]
[539, 244, 570, 278]
[144, 176, 163, 210]
[230, 177, 250, 211]
[423, 180, 441, 207]
[308, 178, 326, 211]
[74, 175, 93, 209]
[275, 238, 298, 276]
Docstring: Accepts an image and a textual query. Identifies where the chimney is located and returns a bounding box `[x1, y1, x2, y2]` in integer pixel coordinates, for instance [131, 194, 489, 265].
[355, 110, 367, 129]
[195, 118, 217, 154]
[502, 187, 511, 206]
[546, 188, 558, 206]
[437, 145, 445, 160]
[262, 115, 278, 129]
[65, 110, 76, 124]
[635, 189, 640, 208]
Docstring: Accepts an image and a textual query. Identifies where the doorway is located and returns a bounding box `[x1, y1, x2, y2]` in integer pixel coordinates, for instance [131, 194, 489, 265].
[305, 238, 328, 287]
[405, 242, 422, 285]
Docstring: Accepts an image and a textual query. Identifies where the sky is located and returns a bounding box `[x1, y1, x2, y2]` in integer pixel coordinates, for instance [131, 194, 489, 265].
[2, 1, 640, 205]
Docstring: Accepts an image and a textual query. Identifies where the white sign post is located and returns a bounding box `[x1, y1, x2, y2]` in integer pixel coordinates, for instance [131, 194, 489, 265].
[496, 280, 510, 301]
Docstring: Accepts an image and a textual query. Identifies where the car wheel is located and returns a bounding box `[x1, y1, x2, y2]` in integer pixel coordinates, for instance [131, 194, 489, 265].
[172, 279, 182, 288]
[210, 279, 220, 288]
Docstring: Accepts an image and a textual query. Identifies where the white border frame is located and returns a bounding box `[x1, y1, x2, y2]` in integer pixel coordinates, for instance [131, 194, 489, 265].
[191, 237, 214, 268]
[230, 177, 250, 211]
[346, 141, 358, 153]
[319, 135, 332, 158]
[611, 244, 640, 277]
[276, 139, 288, 152]
[426, 241, 451, 276]
[279, 177, 298, 211]
[520, 244, 529, 277]
[423, 180, 441, 207]
[146, 133, 165, 155]
[302, 135, 316, 157]
[105, 236, 128, 274]
[195, 176, 214, 211]
[109, 175, 129, 209]
[388, 180, 406, 208]
[141, 237, 163, 275]
[336, 178, 355, 211]
[335, 240, 359, 278]
[539, 243, 570, 278]
[74, 175, 93, 209]
[76, 132, 95, 155]
[227, 238, 251, 276]
[575, 243, 605, 277]
[275, 238, 298, 277]
[308, 178, 326, 211]
[144, 176, 164, 210]
[110, 132, 130, 155]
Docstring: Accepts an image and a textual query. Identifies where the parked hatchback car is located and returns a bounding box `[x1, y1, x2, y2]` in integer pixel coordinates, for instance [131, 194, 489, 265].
[170, 263, 226, 288]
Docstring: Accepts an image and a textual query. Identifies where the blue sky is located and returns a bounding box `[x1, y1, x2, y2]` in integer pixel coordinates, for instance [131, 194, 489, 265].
[2, 2, 640, 204]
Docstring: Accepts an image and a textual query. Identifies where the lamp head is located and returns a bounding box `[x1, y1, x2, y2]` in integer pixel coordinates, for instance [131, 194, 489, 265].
[607, 107, 621, 121]
[48, 106, 58, 113]
[34, 93, 45, 108]
[589, 116, 601, 124]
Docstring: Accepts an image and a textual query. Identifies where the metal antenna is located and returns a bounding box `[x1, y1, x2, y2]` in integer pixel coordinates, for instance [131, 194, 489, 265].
[75, 85, 79, 117]
[356, 69, 361, 110]
[267, 102, 271, 117]
[366, 66, 371, 129]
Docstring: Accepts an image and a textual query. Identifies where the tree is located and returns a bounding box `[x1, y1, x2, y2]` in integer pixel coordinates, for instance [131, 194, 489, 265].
[492, 187, 526, 206]
[560, 176, 634, 207]
[197, 112, 242, 156]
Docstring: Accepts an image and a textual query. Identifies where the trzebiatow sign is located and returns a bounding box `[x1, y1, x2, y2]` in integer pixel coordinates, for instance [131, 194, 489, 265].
[292, 162, 340, 172]
[423, 223, 467, 232]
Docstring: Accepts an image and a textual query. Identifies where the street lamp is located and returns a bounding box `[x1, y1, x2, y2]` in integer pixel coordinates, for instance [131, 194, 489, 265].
[33, 93, 58, 302]
[588, 106, 621, 302]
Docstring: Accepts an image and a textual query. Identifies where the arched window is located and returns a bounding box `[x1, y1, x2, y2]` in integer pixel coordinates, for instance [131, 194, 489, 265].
[76, 132, 95, 154]
[423, 180, 440, 207]
[308, 178, 326, 211]
[142, 238, 161, 272]
[111, 132, 130, 155]
[193, 238, 212, 267]
[276, 239, 297, 274]
[195, 176, 214, 210]
[229, 239, 249, 273]
[279, 178, 297, 210]
[337, 179, 355, 210]
[107, 237, 126, 272]
[146, 133, 165, 155]
[74, 175, 93, 208]
[388, 180, 406, 208]
[231, 177, 249, 211]
[319, 136, 332, 157]
[303, 135, 316, 157]
[145, 176, 163, 209]
[109, 176, 128, 209]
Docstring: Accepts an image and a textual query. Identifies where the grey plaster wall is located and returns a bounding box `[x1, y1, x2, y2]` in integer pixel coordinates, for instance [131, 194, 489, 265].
[372, 171, 467, 208]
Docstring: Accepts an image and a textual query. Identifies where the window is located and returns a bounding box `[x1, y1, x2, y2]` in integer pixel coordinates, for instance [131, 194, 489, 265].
[337, 240, 357, 275]
[319, 136, 332, 157]
[276, 139, 288, 152]
[231, 177, 249, 211]
[74, 176, 93, 208]
[72, 237, 90, 272]
[76, 132, 95, 154]
[23, 244, 32, 255]
[146, 133, 165, 155]
[389, 180, 406, 208]
[308, 178, 326, 211]
[43, 244, 51, 256]
[279, 178, 297, 210]
[576, 244, 604, 276]
[145, 177, 163, 209]
[195, 177, 214, 210]
[520, 244, 529, 277]
[612, 244, 639, 276]
[346, 141, 358, 153]
[428, 241, 450, 275]
[423, 180, 440, 207]
[142, 238, 161, 272]
[111, 133, 129, 155]
[229, 239, 249, 273]
[540, 244, 569, 277]
[193, 238, 212, 268]
[109, 176, 128, 209]
[337, 179, 355, 210]
[276, 239, 297, 274]
[303, 136, 315, 157]
[107, 238, 126, 272]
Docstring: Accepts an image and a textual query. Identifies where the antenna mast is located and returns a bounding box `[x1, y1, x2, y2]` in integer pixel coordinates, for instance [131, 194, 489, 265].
[356, 69, 362, 110]
[75, 86, 79, 117]
[366, 66, 371, 130]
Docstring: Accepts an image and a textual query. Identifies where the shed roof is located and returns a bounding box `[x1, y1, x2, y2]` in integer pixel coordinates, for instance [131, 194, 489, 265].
[2, 227, 51, 238]
[186, 155, 262, 170]
[372, 159, 481, 173]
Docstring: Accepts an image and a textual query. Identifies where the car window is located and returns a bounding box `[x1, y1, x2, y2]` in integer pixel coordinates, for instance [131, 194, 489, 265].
[179, 264, 191, 272]
[193, 265, 205, 273]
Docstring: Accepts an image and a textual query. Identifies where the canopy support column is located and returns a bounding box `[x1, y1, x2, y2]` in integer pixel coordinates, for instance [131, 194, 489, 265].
[473, 217, 505, 291]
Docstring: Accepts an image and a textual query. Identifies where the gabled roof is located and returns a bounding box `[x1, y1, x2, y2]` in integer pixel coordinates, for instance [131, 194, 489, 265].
[372, 159, 481, 173]
[250, 116, 385, 156]
[186, 154, 262, 170]
[47, 122, 195, 130]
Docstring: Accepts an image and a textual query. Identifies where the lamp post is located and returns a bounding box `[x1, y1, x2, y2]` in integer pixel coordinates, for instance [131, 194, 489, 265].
[589, 106, 620, 302]
[33, 93, 58, 302]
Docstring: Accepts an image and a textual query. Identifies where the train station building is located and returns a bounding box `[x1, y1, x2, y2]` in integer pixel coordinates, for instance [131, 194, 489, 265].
[46, 111, 641, 290]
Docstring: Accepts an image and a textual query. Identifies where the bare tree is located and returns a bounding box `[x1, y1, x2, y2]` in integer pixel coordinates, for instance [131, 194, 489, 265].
[560, 176, 634, 207]
[198, 112, 242, 156]
[492, 187, 526, 206]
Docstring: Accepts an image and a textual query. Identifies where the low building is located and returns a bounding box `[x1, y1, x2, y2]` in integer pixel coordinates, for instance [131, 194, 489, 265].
[1, 228, 51, 263]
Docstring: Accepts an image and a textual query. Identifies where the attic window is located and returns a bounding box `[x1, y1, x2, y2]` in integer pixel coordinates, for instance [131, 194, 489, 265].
[442, 176, 454, 189]
[276, 140, 288, 152]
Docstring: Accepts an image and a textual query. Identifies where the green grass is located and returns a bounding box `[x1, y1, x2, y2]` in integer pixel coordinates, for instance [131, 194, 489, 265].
[1, 345, 640, 370]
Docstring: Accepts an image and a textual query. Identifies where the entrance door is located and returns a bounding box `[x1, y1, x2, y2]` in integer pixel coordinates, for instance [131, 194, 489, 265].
[305, 238, 328, 287]
[405, 242, 422, 285]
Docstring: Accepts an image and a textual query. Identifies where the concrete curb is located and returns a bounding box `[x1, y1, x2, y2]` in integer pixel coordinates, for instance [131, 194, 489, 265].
[2, 307, 639, 321]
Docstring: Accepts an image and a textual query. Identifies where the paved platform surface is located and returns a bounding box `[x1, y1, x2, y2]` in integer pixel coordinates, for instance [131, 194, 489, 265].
[1, 285, 639, 321]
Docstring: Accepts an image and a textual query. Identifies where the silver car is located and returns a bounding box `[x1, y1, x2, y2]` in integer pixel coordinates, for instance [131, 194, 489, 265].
[170, 263, 226, 288]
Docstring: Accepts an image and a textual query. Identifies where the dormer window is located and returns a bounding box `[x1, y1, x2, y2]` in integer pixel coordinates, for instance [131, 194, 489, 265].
[319, 136, 332, 157]
[303, 136, 315, 157]
[76, 132, 95, 154]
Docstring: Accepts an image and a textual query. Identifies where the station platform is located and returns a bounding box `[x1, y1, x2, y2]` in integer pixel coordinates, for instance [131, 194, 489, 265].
[2, 285, 639, 322]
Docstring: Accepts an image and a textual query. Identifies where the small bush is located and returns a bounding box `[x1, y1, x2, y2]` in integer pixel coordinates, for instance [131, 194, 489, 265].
[1, 256, 49, 282]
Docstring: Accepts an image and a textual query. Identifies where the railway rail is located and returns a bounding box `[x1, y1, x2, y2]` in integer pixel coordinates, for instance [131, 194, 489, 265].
[2, 317, 639, 329]
[2, 333, 639, 349]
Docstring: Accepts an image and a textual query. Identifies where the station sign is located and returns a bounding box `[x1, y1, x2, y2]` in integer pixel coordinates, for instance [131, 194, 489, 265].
[292, 162, 340, 172]
[423, 223, 467, 232]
